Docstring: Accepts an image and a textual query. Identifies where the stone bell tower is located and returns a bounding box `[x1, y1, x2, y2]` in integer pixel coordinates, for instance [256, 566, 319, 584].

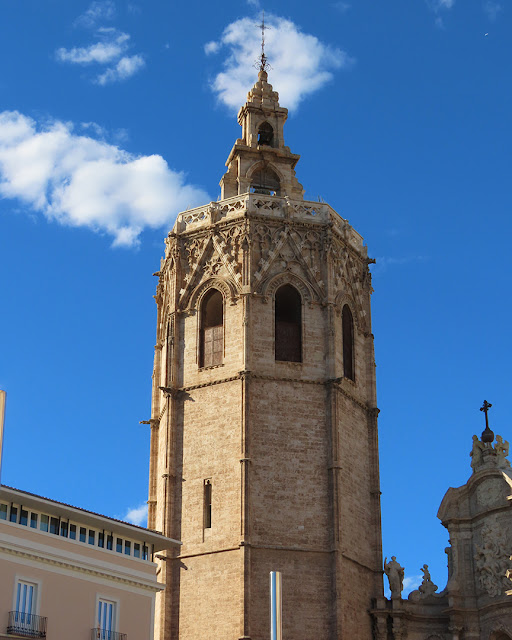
[147, 68, 384, 640]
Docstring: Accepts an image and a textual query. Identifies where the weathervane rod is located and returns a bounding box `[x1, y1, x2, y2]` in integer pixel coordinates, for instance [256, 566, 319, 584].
[256, 10, 271, 72]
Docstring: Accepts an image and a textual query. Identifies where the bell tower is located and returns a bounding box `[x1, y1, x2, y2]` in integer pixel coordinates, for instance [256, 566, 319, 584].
[148, 69, 384, 640]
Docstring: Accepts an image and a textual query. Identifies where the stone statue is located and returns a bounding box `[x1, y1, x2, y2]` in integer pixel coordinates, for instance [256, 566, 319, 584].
[418, 564, 438, 596]
[384, 556, 404, 598]
[470, 435, 485, 470]
[494, 435, 511, 469]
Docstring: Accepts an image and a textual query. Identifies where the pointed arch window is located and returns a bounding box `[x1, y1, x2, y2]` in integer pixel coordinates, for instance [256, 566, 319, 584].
[342, 305, 355, 381]
[258, 121, 274, 147]
[200, 289, 223, 368]
[250, 166, 280, 196]
[275, 284, 302, 362]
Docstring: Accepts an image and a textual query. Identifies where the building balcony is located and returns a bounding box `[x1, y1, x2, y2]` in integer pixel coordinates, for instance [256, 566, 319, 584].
[91, 629, 127, 640]
[6, 612, 47, 638]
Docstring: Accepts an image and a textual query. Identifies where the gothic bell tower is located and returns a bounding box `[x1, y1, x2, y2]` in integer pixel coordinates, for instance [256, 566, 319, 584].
[148, 69, 384, 640]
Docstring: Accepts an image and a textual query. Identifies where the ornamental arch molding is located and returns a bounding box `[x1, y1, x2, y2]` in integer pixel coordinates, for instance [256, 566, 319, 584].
[246, 160, 285, 184]
[261, 272, 316, 305]
[335, 292, 366, 333]
[185, 277, 239, 312]
[489, 626, 512, 640]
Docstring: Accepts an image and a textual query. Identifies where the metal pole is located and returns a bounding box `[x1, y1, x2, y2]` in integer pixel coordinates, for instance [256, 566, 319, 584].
[0, 391, 5, 485]
[270, 571, 282, 640]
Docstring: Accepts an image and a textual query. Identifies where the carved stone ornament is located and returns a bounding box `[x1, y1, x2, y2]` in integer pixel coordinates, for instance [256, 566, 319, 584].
[474, 523, 512, 597]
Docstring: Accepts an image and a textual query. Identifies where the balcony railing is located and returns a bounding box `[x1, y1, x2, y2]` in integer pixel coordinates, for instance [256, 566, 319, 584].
[7, 611, 47, 638]
[91, 629, 127, 640]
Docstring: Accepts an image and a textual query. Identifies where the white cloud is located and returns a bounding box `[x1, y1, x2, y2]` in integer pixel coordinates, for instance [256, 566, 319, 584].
[75, 1, 116, 29]
[56, 29, 145, 85]
[0, 111, 210, 247]
[124, 503, 148, 526]
[206, 15, 353, 112]
[56, 32, 129, 65]
[97, 54, 145, 85]
[204, 41, 220, 55]
[484, 1, 503, 21]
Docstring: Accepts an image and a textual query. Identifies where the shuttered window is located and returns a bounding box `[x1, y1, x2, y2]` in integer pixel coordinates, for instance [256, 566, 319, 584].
[200, 289, 223, 368]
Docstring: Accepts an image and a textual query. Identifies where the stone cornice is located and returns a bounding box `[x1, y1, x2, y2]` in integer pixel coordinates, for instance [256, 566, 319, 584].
[160, 373, 378, 416]
[0, 543, 163, 593]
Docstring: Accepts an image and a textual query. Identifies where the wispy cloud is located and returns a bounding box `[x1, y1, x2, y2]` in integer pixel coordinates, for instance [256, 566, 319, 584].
[483, 1, 503, 21]
[0, 111, 210, 247]
[58, 2, 145, 87]
[426, 0, 455, 28]
[124, 503, 148, 526]
[97, 54, 145, 85]
[205, 14, 353, 112]
[56, 30, 129, 65]
[333, 2, 351, 13]
[74, 0, 116, 29]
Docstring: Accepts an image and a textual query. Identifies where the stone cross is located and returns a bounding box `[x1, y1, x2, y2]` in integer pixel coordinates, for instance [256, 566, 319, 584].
[480, 400, 494, 444]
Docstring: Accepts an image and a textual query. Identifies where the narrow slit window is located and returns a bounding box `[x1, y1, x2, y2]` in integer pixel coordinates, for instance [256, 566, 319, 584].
[275, 284, 302, 362]
[200, 289, 223, 368]
[342, 305, 355, 381]
[204, 480, 212, 529]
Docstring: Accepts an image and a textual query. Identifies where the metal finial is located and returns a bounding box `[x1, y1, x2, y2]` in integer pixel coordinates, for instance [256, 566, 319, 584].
[254, 11, 271, 72]
[480, 400, 494, 443]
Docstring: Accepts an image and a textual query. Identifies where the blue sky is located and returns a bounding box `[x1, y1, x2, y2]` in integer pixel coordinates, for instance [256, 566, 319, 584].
[1, 0, 511, 597]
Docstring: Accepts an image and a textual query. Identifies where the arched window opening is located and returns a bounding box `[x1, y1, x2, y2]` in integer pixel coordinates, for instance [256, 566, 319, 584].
[200, 289, 223, 367]
[250, 166, 281, 196]
[275, 284, 302, 362]
[342, 305, 355, 381]
[258, 121, 274, 147]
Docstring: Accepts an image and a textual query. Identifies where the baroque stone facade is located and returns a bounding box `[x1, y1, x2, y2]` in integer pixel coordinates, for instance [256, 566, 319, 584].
[374, 429, 512, 640]
[147, 69, 383, 640]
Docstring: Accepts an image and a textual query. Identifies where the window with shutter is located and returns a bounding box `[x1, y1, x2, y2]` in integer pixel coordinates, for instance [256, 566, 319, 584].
[200, 289, 223, 368]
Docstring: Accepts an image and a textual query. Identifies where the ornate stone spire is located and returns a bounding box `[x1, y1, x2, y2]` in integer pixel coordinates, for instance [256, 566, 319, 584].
[219, 70, 304, 200]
